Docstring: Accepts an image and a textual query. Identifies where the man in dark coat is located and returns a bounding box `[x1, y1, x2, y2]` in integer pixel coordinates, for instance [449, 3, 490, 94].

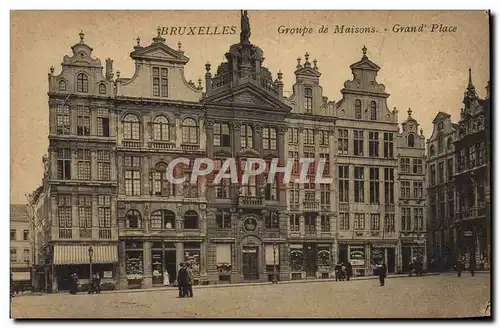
[177, 263, 187, 298]
[334, 263, 341, 281]
[455, 260, 463, 277]
[70, 273, 79, 294]
[346, 262, 353, 281]
[378, 263, 387, 286]
[185, 264, 194, 297]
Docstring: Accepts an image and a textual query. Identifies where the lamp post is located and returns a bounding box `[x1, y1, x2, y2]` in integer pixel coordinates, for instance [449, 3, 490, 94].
[88, 246, 93, 287]
[272, 242, 278, 284]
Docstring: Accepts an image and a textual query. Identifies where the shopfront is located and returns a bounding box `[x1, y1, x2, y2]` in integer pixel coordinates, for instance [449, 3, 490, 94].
[289, 244, 304, 280]
[151, 242, 177, 286]
[348, 245, 366, 276]
[370, 244, 396, 273]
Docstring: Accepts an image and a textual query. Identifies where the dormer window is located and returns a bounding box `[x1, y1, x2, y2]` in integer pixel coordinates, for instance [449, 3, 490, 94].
[437, 133, 444, 153]
[304, 88, 313, 114]
[355, 99, 362, 119]
[76, 73, 88, 93]
[429, 145, 436, 157]
[153, 67, 168, 97]
[407, 134, 415, 147]
[438, 122, 444, 130]
[99, 83, 106, 94]
[59, 80, 67, 91]
[370, 101, 377, 120]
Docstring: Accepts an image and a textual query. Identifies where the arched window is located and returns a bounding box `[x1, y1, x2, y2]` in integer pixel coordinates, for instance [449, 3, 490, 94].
[99, 83, 106, 94]
[429, 145, 436, 157]
[123, 114, 140, 140]
[59, 80, 67, 91]
[126, 209, 141, 229]
[77, 73, 88, 93]
[370, 101, 377, 120]
[447, 137, 453, 151]
[182, 118, 198, 144]
[184, 210, 199, 230]
[355, 99, 362, 119]
[153, 116, 170, 141]
[408, 134, 415, 147]
[437, 133, 444, 153]
[241, 124, 253, 148]
[150, 210, 175, 230]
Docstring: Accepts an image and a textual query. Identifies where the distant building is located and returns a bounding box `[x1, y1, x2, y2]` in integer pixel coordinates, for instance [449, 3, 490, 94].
[10, 204, 32, 285]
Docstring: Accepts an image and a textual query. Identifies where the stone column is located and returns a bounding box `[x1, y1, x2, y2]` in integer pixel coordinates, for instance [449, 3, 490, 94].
[279, 242, 290, 282]
[200, 240, 207, 278]
[176, 242, 185, 266]
[233, 123, 241, 155]
[205, 120, 214, 157]
[254, 124, 263, 153]
[71, 149, 78, 180]
[90, 105, 97, 136]
[278, 126, 287, 201]
[175, 117, 182, 148]
[396, 240, 402, 273]
[299, 215, 305, 238]
[143, 241, 152, 288]
[118, 240, 127, 289]
[199, 117, 206, 151]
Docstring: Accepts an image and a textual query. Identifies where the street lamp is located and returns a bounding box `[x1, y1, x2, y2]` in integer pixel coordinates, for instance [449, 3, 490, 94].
[88, 246, 93, 286]
[272, 242, 278, 284]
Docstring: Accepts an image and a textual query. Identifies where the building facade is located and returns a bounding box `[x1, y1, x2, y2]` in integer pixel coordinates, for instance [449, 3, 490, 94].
[10, 205, 32, 285]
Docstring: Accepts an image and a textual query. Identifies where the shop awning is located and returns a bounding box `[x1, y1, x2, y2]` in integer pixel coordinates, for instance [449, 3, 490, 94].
[53, 245, 118, 265]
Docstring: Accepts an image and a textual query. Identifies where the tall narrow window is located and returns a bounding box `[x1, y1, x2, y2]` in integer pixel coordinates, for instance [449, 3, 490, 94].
[437, 133, 444, 153]
[320, 184, 330, 205]
[182, 118, 198, 144]
[214, 123, 230, 147]
[59, 80, 67, 91]
[305, 214, 316, 233]
[97, 151, 110, 181]
[124, 156, 141, 196]
[384, 168, 394, 204]
[288, 182, 300, 205]
[240, 159, 257, 196]
[78, 195, 92, 230]
[447, 158, 454, 181]
[304, 128, 315, 145]
[263, 127, 277, 150]
[384, 214, 395, 232]
[126, 209, 142, 229]
[412, 158, 423, 174]
[57, 148, 71, 180]
[354, 167, 365, 203]
[99, 83, 106, 94]
[289, 151, 299, 175]
[369, 167, 380, 204]
[160, 68, 168, 97]
[319, 130, 329, 146]
[354, 213, 365, 230]
[383, 133, 394, 158]
[288, 127, 299, 144]
[414, 207, 424, 231]
[339, 213, 350, 230]
[153, 116, 170, 141]
[413, 181, 423, 198]
[304, 88, 312, 114]
[408, 134, 415, 147]
[56, 105, 71, 135]
[401, 181, 411, 199]
[265, 211, 280, 229]
[447, 189, 455, 220]
[152, 67, 168, 97]
[438, 161, 445, 184]
[97, 108, 110, 137]
[370, 101, 377, 120]
[289, 214, 299, 232]
[338, 129, 348, 155]
[184, 210, 199, 230]
[123, 114, 140, 140]
[355, 99, 362, 119]
[321, 215, 330, 232]
[241, 124, 254, 148]
[265, 176, 278, 201]
[429, 164, 436, 186]
[58, 195, 72, 229]
[98, 195, 111, 229]
[77, 149, 91, 180]
[401, 207, 411, 231]
[353, 130, 364, 156]
[216, 210, 231, 229]
[400, 158, 410, 173]
[368, 131, 379, 157]
[319, 153, 330, 177]
[77, 73, 88, 93]
[338, 165, 349, 203]
[77, 106, 91, 136]
[370, 214, 380, 231]
[153, 162, 171, 197]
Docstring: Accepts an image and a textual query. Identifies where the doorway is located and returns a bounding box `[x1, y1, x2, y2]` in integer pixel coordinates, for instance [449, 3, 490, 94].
[165, 250, 177, 283]
[402, 246, 411, 272]
[387, 248, 395, 273]
[242, 247, 259, 280]
[304, 243, 317, 277]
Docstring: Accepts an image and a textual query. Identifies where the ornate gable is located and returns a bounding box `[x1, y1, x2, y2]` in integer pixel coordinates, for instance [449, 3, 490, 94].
[432, 111, 451, 123]
[130, 29, 189, 64]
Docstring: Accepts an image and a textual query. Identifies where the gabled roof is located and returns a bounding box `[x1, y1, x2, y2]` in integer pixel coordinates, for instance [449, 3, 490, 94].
[294, 66, 321, 78]
[130, 39, 189, 64]
[11, 204, 28, 222]
[432, 111, 451, 123]
[349, 55, 381, 72]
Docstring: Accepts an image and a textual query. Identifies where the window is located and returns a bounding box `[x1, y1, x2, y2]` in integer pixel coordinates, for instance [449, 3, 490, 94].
[412, 158, 423, 174]
[58, 195, 72, 228]
[305, 215, 316, 233]
[23, 249, 30, 263]
[240, 159, 257, 196]
[438, 122, 443, 130]
[447, 189, 454, 219]
[320, 184, 330, 205]
[123, 114, 140, 140]
[97, 151, 110, 181]
[319, 153, 330, 176]
[369, 168, 380, 204]
[126, 209, 142, 229]
[97, 108, 110, 137]
[368, 131, 379, 157]
[438, 161, 445, 184]
[414, 208, 424, 231]
[401, 181, 411, 199]
[153, 162, 172, 197]
[457, 148, 466, 172]
[289, 152, 299, 174]
[10, 230, 16, 241]
[384, 168, 394, 204]
[77, 149, 91, 180]
[401, 207, 411, 231]
[124, 156, 141, 196]
[338, 166, 349, 203]
[338, 129, 348, 155]
[241, 124, 254, 148]
[182, 118, 198, 144]
[216, 210, 231, 229]
[354, 213, 365, 230]
[304, 88, 313, 114]
[353, 130, 364, 156]
[413, 181, 423, 198]
[57, 148, 71, 180]
[99, 83, 106, 94]
[339, 213, 349, 230]
[429, 145, 436, 157]
[265, 211, 279, 229]
[383, 133, 394, 158]
[153, 116, 170, 141]
[98, 195, 111, 228]
[477, 142, 485, 166]
[214, 159, 230, 199]
[214, 123, 230, 147]
[354, 167, 364, 203]
[400, 158, 410, 173]
[321, 215, 330, 232]
[447, 137, 453, 151]
[304, 129, 315, 145]
[289, 214, 300, 232]
[56, 105, 70, 135]
[445, 159, 453, 182]
[23, 230, 29, 241]
[59, 80, 66, 91]
[76, 73, 88, 93]
[288, 183, 300, 205]
[184, 210, 199, 229]
[10, 249, 16, 263]
[153, 67, 168, 97]
[287, 127, 298, 144]
[430, 193, 437, 224]
[429, 164, 436, 187]
[183, 172, 199, 198]
[370, 101, 377, 120]
[78, 195, 92, 229]
[263, 127, 277, 150]
[370, 214, 380, 230]
[319, 130, 329, 146]
[355, 99, 362, 119]
[438, 191, 446, 220]
[304, 182, 315, 201]
[151, 210, 175, 230]
[265, 176, 278, 201]
[407, 134, 415, 147]
[384, 214, 395, 232]
[468, 145, 476, 168]
[437, 133, 444, 153]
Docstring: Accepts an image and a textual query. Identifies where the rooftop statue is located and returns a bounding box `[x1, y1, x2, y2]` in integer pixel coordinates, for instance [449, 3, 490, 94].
[240, 10, 251, 43]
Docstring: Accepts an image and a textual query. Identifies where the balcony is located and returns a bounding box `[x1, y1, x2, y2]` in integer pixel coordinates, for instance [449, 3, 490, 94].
[122, 141, 142, 149]
[149, 141, 175, 150]
[303, 200, 320, 212]
[181, 144, 200, 151]
[321, 204, 331, 212]
[99, 229, 112, 240]
[238, 195, 263, 207]
[212, 71, 232, 89]
[461, 206, 486, 220]
[260, 76, 278, 96]
[59, 229, 72, 239]
[79, 229, 92, 238]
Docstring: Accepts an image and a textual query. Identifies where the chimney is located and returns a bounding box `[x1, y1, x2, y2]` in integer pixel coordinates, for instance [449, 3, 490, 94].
[105, 58, 114, 80]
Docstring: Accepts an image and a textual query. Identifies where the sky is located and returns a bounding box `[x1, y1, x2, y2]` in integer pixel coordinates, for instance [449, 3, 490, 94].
[10, 10, 490, 204]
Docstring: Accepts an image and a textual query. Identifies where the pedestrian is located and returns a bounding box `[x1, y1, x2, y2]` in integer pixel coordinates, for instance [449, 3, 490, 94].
[469, 261, 475, 277]
[70, 273, 79, 295]
[455, 260, 463, 277]
[177, 262, 187, 298]
[334, 263, 341, 282]
[10, 271, 14, 297]
[186, 264, 194, 297]
[341, 263, 347, 281]
[346, 262, 353, 281]
[378, 262, 387, 286]
[163, 269, 170, 287]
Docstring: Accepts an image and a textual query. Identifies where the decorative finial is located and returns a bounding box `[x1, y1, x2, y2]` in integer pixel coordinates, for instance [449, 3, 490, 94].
[49, 66, 55, 75]
[116, 70, 121, 79]
[153, 26, 166, 43]
[79, 30, 85, 43]
[296, 57, 302, 69]
[178, 41, 182, 52]
[408, 107, 412, 118]
[136, 37, 140, 46]
[305, 52, 310, 62]
[198, 78, 202, 89]
[277, 70, 283, 81]
[205, 61, 211, 72]
[467, 67, 474, 89]
[420, 128, 424, 136]
[157, 26, 161, 36]
[313, 59, 318, 70]
[362, 45, 367, 56]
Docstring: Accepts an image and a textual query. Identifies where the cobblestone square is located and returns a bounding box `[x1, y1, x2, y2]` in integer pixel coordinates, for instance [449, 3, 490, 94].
[11, 273, 490, 319]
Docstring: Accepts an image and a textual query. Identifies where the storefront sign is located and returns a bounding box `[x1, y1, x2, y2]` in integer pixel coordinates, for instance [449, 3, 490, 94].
[349, 248, 365, 266]
[103, 271, 113, 278]
[372, 244, 396, 248]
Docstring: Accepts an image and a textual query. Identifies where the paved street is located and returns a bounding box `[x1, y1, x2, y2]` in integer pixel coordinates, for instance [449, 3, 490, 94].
[11, 273, 490, 319]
